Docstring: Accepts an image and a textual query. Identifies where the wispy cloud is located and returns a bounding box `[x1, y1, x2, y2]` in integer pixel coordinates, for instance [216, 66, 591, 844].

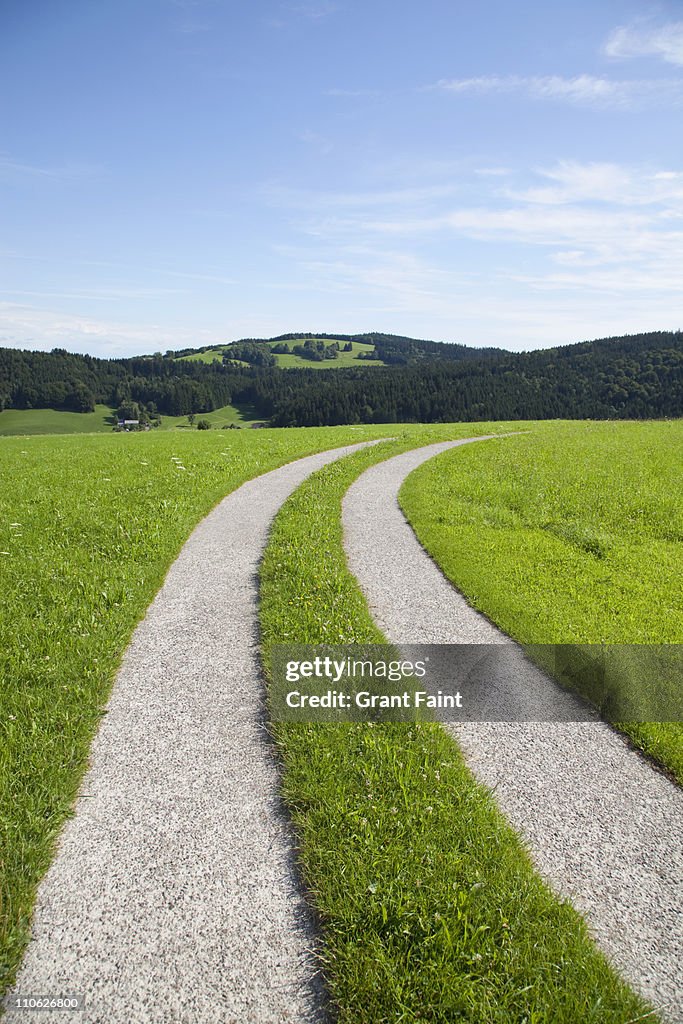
[433, 74, 683, 109]
[436, 206, 683, 268]
[0, 301, 265, 357]
[605, 20, 683, 66]
[266, 239, 683, 350]
[0, 251, 239, 287]
[0, 302, 197, 356]
[0, 155, 103, 180]
[502, 160, 683, 207]
[1, 287, 189, 302]
[275, 161, 683, 309]
[167, 0, 214, 8]
[263, 181, 462, 211]
[325, 87, 381, 98]
[297, 129, 334, 155]
[474, 167, 512, 177]
[155, 268, 239, 285]
[512, 264, 683, 295]
[285, 1, 337, 20]
[173, 19, 211, 34]
[281, 243, 477, 316]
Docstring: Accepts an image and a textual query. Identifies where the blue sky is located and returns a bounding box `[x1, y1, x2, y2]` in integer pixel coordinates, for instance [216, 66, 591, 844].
[1, 0, 683, 355]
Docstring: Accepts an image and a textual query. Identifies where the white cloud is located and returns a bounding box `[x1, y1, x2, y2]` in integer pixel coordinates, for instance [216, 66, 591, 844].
[552, 250, 591, 266]
[266, 245, 683, 350]
[259, 153, 683, 349]
[513, 264, 683, 294]
[439, 204, 683, 267]
[502, 160, 683, 207]
[434, 74, 683, 109]
[605, 21, 683, 66]
[357, 204, 683, 279]
[0, 303, 196, 356]
[0, 302, 267, 357]
[283, 161, 683, 310]
[298, 247, 471, 315]
[8, 155, 681, 356]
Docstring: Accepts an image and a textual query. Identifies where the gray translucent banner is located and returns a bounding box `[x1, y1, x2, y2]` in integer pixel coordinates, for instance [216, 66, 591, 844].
[269, 643, 682, 723]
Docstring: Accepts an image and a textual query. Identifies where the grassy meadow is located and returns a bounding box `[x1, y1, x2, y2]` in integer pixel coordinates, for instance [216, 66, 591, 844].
[0, 417, 678, 1018]
[177, 347, 226, 364]
[155, 401, 261, 429]
[0, 402, 261, 436]
[0, 405, 118, 435]
[259, 431, 651, 1023]
[180, 338, 383, 370]
[400, 420, 683, 779]
[0, 424, 403, 994]
[269, 339, 383, 369]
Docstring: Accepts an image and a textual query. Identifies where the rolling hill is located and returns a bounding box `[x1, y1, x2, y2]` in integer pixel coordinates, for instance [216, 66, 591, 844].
[0, 330, 680, 433]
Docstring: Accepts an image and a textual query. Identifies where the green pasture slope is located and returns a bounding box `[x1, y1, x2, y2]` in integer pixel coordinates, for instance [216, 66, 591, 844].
[0, 405, 117, 435]
[268, 339, 383, 369]
[0, 402, 260, 435]
[178, 347, 226, 363]
[400, 420, 683, 781]
[155, 401, 260, 429]
[181, 338, 383, 369]
[260, 431, 651, 1023]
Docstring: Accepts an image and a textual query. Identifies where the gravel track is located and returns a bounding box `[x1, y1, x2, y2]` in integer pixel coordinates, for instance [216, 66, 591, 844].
[5, 440, 387, 1024]
[342, 438, 683, 1022]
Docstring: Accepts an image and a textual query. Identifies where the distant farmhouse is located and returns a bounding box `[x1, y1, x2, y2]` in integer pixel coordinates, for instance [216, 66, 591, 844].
[116, 419, 151, 432]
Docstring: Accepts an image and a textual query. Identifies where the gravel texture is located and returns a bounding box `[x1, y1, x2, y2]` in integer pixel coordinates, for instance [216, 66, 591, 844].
[5, 440, 386, 1024]
[342, 438, 683, 1023]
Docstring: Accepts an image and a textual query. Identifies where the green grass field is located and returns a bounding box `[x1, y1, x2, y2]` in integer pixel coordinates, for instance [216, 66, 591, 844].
[400, 420, 683, 780]
[268, 339, 383, 369]
[0, 402, 261, 435]
[156, 401, 261, 429]
[180, 338, 383, 370]
[0, 418, 676, 1019]
[0, 424, 402, 995]
[0, 405, 117, 435]
[259, 430, 650, 1023]
[177, 348, 226, 363]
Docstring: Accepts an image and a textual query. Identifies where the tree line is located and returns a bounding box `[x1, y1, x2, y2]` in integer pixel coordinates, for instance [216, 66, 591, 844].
[0, 331, 680, 426]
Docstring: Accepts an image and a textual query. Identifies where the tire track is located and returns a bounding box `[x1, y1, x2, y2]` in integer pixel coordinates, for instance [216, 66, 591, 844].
[5, 440, 387, 1024]
[342, 439, 683, 1022]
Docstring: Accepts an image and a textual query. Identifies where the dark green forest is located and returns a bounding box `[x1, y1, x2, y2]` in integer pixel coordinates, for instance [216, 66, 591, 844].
[0, 331, 681, 427]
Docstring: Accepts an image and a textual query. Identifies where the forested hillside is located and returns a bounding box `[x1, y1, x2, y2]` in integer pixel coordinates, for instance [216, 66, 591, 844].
[0, 331, 680, 426]
[266, 332, 683, 425]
